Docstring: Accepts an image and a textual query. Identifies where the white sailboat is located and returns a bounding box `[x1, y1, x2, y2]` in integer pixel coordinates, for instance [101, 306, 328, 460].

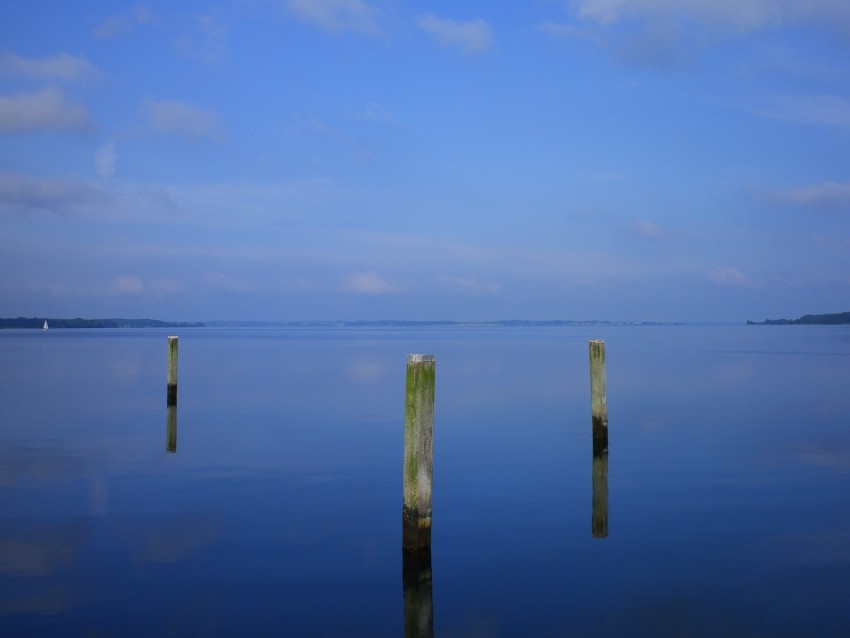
[43, 320, 48, 330]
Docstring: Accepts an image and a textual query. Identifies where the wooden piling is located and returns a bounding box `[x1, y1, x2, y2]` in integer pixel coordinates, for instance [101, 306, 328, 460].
[166, 405, 177, 453]
[589, 339, 607, 456]
[403, 354, 435, 551]
[167, 336, 178, 406]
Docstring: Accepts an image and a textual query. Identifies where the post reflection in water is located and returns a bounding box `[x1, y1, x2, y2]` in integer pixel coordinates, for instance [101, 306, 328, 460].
[403, 545, 434, 638]
[166, 405, 177, 453]
[592, 449, 608, 539]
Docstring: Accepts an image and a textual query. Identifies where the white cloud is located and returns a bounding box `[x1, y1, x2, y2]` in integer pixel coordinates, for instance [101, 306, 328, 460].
[343, 271, 402, 295]
[95, 142, 117, 178]
[176, 13, 229, 63]
[143, 98, 223, 142]
[634, 220, 667, 238]
[0, 173, 106, 214]
[756, 94, 850, 131]
[94, 4, 153, 39]
[570, 0, 850, 34]
[707, 266, 754, 287]
[355, 103, 398, 126]
[111, 276, 144, 296]
[417, 14, 493, 53]
[0, 87, 91, 134]
[0, 52, 100, 82]
[782, 182, 850, 210]
[572, 0, 783, 32]
[555, 1, 850, 68]
[286, 0, 380, 34]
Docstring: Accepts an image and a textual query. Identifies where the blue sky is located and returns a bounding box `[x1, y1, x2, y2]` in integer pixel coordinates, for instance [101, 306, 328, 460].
[1, 0, 849, 322]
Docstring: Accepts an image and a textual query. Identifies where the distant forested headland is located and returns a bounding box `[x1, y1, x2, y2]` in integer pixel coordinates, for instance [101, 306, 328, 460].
[747, 312, 850, 325]
[0, 317, 204, 329]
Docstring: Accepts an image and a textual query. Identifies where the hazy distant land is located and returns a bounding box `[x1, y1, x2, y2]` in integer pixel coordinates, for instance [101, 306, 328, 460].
[2, 317, 682, 329]
[747, 312, 850, 325]
[4, 314, 848, 328]
[0, 317, 205, 329]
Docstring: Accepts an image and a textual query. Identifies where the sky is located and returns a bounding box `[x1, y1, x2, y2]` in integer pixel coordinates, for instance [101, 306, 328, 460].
[1, 0, 849, 323]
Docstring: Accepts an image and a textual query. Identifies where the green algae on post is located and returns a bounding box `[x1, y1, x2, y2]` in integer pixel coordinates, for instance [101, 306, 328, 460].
[167, 336, 178, 406]
[403, 354, 435, 551]
[589, 339, 607, 456]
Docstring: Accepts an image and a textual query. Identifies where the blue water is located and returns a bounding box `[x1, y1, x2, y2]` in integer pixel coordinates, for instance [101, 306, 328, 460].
[1, 325, 850, 636]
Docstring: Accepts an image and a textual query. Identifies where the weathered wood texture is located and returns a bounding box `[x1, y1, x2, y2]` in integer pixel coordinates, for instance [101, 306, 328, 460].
[403, 354, 435, 551]
[167, 336, 178, 406]
[589, 339, 608, 455]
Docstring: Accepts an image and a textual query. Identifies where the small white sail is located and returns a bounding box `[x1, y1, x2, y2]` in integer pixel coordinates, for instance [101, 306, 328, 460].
[43, 320, 48, 330]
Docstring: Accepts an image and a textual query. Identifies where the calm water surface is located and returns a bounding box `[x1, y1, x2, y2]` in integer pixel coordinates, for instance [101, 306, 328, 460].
[1, 325, 849, 636]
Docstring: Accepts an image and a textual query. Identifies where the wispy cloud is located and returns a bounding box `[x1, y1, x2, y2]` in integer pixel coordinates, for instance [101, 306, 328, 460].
[571, 0, 850, 35]
[572, 0, 781, 32]
[781, 181, 850, 210]
[707, 266, 754, 287]
[755, 94, 850, 131]
[0, 173, 107, 214]
[143, 98, 223, 142]
[286, 0, 381, 35]
[95, 142, 117, 178]
[633, 220, 668, 238]
[342, 271, 402, 295]
[176, 12, 229, 63]
[0, 87, 91, 134]
[550, 1, 850, 68]
[93, 4, 153, 39]
[417, 14, 493, 54]
[354, 103, 398, 126]
[0, 52, 100, 83]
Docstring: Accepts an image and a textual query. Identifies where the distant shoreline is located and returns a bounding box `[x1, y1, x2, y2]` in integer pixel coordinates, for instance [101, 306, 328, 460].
[0, 318, 204, 329]
[747, 311, 850, 325]
[6, 315, 848, 328]
[1, 317, 697, 329]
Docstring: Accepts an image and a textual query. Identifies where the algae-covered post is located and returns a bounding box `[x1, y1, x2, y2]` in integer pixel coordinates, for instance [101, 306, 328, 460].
[403, 354, 435, 552]
[167, 336, 178, 406]
[589, 339, 607, 456]
[166, 405, 177, 453]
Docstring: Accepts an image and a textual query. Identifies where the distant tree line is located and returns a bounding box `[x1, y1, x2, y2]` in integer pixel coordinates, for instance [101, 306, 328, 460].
[0, 317, 204, 329]
[747, 312, 850, 325]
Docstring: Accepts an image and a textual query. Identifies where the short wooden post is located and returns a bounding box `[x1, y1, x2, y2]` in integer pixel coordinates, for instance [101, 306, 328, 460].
[403, 354, 435, 552]
[589, 339, 607, 456]
[167, 336, 178, 406]
[166, 405, 177, 453]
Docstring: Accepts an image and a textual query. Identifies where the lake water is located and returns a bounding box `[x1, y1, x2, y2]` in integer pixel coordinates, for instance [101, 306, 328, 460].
[1, 325, 850, 636]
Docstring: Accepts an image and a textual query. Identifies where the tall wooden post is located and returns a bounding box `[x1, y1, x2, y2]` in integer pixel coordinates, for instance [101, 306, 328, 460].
[589, 339, 607, 456]
[403, 354, 435, 551]
[167, 336, 178, 407]
[403, 353, 435, 637]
